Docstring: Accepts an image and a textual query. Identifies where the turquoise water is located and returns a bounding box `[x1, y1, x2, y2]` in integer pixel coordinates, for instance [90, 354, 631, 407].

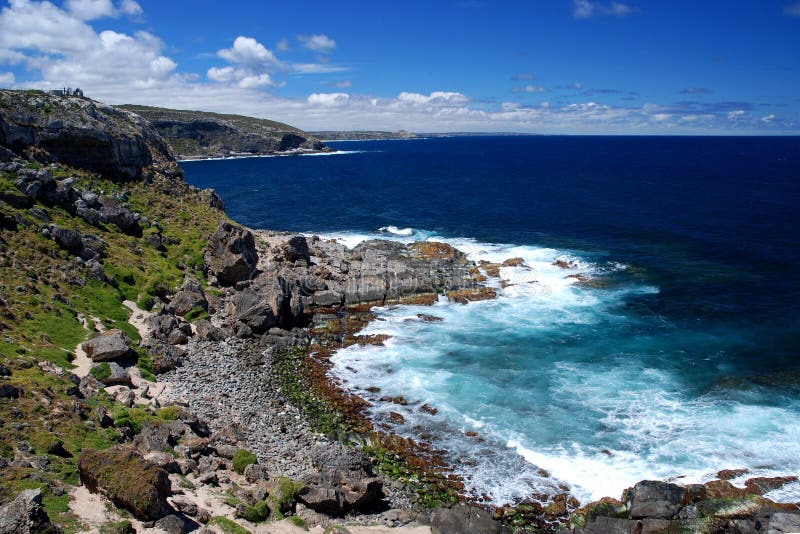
[181, 136, 800, 505]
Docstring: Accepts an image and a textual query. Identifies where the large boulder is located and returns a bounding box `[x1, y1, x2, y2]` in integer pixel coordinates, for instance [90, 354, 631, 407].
[626, 480, 687, 520]
[77, 445, 172, 520]
[0, 489, 56, 534]
[204, 222, 257, 286]
[165, 279, 207, 317]
[232, 287, 277, 334]
[81, 329, 132, 362]
[430, 504, 509, 534]
[98, 196, 141, 236]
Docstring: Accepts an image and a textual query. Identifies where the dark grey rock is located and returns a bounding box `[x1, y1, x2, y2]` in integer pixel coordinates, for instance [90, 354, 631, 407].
[0, 384, 21, 399]
[204, 222, 258, 286]
[0, 489, 55, 534]
[627, 480, 687, 520]
[194, 320, 225, 341]
[232, 288, 277, 334]
[312, 289, 342, 306]
[82, 329, 132, 362]
[153, 514, 187, 534]
[430, 504, 509, 534]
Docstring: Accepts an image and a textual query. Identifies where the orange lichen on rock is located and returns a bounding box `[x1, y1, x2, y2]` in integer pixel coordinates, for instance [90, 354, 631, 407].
[502, 257, 525, 267]
[480, 261, 502, 277]
[447, 287, 497, 304]
[409, 241, 461, 260]
[553, 259, 575, 269]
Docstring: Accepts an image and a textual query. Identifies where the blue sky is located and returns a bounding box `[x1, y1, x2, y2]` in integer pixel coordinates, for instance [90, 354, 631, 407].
[0, 0, 798, 133]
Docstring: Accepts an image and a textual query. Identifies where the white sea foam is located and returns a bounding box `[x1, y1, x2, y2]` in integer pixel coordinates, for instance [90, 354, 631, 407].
[325, 226, 800, 506]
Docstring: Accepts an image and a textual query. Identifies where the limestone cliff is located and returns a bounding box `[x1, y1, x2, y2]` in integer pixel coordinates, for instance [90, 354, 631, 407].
[118, 105, 329, 160]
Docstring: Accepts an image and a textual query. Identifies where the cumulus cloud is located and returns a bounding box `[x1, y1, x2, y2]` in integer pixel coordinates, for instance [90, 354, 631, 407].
[573, 0, 635, 19]
[0, 0, 177, 91]
[0, 71, 14, 85]
[65, 0, 141, 20]
[299, 34, 336, 53]
[217, 36, 280, 68]
[307, 92, 350, 107]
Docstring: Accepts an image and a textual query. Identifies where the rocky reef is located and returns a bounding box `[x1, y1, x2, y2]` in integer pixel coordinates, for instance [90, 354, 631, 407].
[119, 105, 329, 160]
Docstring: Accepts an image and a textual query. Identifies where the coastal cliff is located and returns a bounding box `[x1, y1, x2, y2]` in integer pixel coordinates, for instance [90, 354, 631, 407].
[0, 90, 798, 534]
[118, 105, 329, 160]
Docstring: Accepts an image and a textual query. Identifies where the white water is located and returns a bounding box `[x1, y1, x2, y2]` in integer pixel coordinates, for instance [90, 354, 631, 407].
[320, 226, 800, 505]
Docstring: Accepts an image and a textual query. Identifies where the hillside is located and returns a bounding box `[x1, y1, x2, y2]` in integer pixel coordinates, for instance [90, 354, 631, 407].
[311, 130, 419, 141]
[119, 105, 329, 160]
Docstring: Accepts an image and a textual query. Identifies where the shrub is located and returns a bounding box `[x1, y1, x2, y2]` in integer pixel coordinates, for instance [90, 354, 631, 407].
[242, 500, 270, 523]
[232, 449, 257, 475]
[90, 362, 111, 381]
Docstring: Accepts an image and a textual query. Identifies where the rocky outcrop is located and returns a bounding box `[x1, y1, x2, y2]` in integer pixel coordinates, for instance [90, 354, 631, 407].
[118, 105, 329, 159]
[77, 445, 172, 520]
[205, 222, 258, 286]
[567, 477, 800, 534]
[0, 90, 173, 180]
[0, 489, 56, 534]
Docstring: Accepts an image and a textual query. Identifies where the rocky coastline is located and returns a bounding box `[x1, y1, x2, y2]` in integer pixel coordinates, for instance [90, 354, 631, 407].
[1, 89, 799, 534]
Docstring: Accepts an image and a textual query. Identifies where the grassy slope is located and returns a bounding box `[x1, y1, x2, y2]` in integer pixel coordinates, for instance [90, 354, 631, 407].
[0, 159, 225, 531]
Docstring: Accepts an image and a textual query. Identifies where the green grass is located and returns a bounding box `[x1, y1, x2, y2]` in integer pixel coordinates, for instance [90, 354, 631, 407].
[267, 477, 302, 520]
[90, 362, 111, 381]
[209, 516, 251, 534]
[287, 516, 308, 530]
[242, 500, 270, 523]
[232, 449, 257, 475]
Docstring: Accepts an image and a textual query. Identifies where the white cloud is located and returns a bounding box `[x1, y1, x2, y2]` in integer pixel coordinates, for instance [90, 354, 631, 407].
[217, 36, 280, 68]
[207, 66, 234, 83]
[573, 0, 635, 19]
[65, 0, 141, 20]
[334, 80, 352, 88]
[307, 92, 349, 107]
[761, 114, 775, 123]
[0, 71, 14, 85]
[298, 34, 336, 53]
[396, 91, 469, 106]
[727, 110, 746, 120]
[784, 2, 800, 16]
[276, 38, 290, 51]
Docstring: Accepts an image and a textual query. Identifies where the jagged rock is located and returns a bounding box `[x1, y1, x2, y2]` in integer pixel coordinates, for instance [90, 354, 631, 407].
[50, 226, 83, 252]
[92, 362, 131, 386]
[232, 287, 277, 334]
[145, 313, 179, 340]
[134, 420, 190, 453]
[194, 319, 225, 341]
[626, 480, 686, 520]
[204, 222, 258, 286]
[431, 504, 510, 534]
[165, 281, 207, 317]
[82, 329, 132, 362]
[0, 489, 56, 534]
[282, 235, 310, 263]
[312, 290, 342, 306]
[98, 196, 141, 235]
[167, 329, 189, 345]
[770, 512, 800, 533]
[146, 342, 186, 373]
[77, 445, 172, 520]
[0, 90, 172, 180]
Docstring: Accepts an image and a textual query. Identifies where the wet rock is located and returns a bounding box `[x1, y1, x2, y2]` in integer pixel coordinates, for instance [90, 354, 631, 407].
[0, 488, 56, 534]
[77, 445, 172, 520]
[204, 222, 258, 286]
[82, 329, 132, 362]
[626, 480, 686, 520]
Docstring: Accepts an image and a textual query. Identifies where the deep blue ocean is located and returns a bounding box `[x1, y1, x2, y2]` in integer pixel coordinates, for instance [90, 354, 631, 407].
[181, 136, 800, 504]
